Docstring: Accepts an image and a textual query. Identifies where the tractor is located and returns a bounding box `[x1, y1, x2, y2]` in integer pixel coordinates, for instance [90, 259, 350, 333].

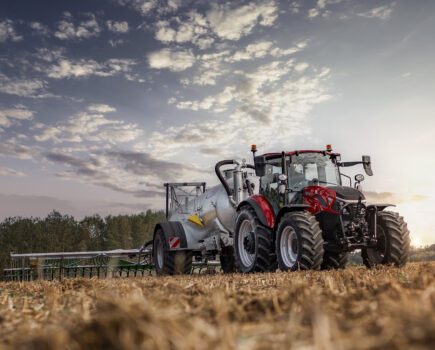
[151, 145, 410, 275]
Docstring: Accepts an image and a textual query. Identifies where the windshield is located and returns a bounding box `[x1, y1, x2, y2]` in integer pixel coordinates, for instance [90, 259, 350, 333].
[288, 153, 340, 190]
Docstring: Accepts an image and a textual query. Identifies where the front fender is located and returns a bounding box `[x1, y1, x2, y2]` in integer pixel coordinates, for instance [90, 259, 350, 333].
[367, 204, 396, 211]
[275, 205, 310, 229]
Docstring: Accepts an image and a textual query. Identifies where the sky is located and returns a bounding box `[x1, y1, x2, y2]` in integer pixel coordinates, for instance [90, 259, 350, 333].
[0, 0, 434, 246]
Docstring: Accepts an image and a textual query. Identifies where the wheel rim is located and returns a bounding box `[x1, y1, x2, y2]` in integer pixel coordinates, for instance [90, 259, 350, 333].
[238, 219, 255, 268]
[156, 236, 164, 269]
[280, 226, 298, 268]
[367, 225, 386, 263]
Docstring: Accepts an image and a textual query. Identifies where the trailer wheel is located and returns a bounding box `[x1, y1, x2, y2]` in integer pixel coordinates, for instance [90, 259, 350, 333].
[276, 211, 324, 271]
[234, 206, 273, 273]
[321, 251, 349, 270]
[362, 211, 410, 268]
[153, 229, 192, 275]
[220, 246, 235, 273]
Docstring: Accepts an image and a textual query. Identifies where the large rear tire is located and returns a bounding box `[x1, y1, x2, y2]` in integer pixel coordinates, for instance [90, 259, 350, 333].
[275, 211, 324, 271]
[234, 206, 273, 273]
[362, 211, 410, 268]
[153, 229, 192, 275]
[321, 251, 349, 270]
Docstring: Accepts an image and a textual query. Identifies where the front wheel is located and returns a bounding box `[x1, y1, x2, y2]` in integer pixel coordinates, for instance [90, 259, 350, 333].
[153, 229, 192, 275]
[234, 206, 273, 273]
[275, 211, 324, 271]
[362, 211, 410, 268]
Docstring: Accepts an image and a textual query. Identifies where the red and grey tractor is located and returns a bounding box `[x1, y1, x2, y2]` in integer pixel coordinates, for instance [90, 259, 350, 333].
[151, 145, 410, 275]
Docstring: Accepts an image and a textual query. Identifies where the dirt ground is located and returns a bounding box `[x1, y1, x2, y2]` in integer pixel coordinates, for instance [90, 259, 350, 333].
[0, 262, 434, 350]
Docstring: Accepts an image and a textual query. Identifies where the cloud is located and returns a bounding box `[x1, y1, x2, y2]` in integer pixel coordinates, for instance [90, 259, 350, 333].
[88, 104, 117, 113]
[33, 106, 142, 145]
[116, 0, 178, 16]
[29, 21, 50, 36]
[307, 0, 344, 19]
[154, 12, 213, 49]
[54, 13, 101, 40]
[0, 19, 22, 42]
[0, 106, 34, 128]
[358, 2, 396, 20]
[0, 167, 26, 177]
[364, 191, 430, 204]
[207, 1, 278, 40]
[147, 60, 331, 156]
[0, 73, 45, 97]
[0, 140, 36, 160]
[148, 48, 196, 72]
[106, 20, 129, 33]
[46, 58, 136, 79]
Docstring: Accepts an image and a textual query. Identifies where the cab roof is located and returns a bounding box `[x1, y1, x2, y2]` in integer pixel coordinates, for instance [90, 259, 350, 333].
[261, 150, 341, 159]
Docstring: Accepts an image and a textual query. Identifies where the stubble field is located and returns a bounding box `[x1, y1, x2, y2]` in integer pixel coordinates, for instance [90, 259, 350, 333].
[0, 262, 434, 350]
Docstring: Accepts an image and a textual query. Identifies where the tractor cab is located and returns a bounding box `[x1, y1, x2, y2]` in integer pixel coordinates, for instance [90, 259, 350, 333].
[252, 145, 372, 215]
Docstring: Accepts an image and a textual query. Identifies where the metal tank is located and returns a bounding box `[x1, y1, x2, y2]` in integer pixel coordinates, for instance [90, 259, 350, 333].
[166, 160, 256, 252]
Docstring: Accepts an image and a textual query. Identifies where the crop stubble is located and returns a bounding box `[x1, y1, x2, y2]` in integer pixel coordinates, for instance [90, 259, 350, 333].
[0, 262, 434, 350]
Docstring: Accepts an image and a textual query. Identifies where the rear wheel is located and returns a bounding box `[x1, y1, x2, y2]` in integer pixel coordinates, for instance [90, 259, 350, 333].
[321, 251, 349, 270]
[153, 229, 192, 275]
[276, 211, 324, 271]
[234, 206, 273, 273]
[362, 211, 410, 268]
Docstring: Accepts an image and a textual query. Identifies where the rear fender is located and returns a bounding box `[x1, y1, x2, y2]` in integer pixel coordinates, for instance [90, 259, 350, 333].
[237, 195, 275, 228]
[154, 221, 188, 250]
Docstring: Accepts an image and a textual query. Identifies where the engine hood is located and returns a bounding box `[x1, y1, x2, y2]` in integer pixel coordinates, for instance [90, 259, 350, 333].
[327, 186, 365, 201]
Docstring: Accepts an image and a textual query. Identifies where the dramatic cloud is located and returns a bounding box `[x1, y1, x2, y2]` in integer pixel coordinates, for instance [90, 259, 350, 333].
[106, 20, 129, 33]
[147, 59, 331, 156]
[148, 48, 195, 72]
[0, 19, 22, 42]
[54, 12, 101, 40]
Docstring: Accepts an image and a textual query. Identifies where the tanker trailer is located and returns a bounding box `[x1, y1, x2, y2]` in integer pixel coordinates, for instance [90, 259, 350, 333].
[152, 159, 256, 275]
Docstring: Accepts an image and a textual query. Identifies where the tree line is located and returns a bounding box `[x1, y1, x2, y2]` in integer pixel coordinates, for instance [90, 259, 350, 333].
[0, 210, 165, 275]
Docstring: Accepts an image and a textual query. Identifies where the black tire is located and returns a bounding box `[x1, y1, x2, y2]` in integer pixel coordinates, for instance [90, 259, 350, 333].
[234, 206, 274, 273]
[153, 229, 192, 275]
[220, 246, 235, 273]
[362, 211, 410, 268]
[321, 251, 349, 270]
[275, 211, 324, 271]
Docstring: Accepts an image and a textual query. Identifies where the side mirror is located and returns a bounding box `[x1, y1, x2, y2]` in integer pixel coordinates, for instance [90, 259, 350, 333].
[362, 155, 373, 176]
[254, 156, 266, 177]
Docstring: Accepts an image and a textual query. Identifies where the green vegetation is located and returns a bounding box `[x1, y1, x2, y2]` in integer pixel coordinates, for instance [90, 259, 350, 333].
[0, 210, 165, 276]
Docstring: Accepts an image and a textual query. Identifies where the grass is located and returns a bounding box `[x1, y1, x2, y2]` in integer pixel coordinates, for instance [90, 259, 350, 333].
[0, 262, 434, 350]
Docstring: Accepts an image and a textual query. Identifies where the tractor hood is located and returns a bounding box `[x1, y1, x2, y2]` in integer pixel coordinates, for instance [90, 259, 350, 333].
[327, 186, 365, 202]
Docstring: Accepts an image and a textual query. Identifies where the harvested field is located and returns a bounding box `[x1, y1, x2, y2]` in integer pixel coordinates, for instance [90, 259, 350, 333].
[0, 262, 434, 350]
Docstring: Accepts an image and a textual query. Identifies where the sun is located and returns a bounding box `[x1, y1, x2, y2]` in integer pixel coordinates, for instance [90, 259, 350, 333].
[411, 236, 422, 248]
